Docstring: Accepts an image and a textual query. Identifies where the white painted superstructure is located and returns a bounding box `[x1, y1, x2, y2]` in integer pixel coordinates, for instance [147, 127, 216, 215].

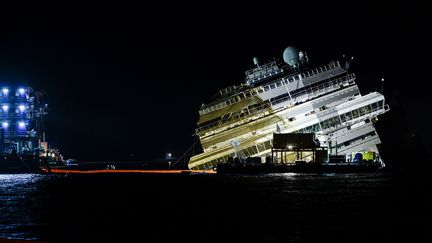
[189, 48, 389, 170]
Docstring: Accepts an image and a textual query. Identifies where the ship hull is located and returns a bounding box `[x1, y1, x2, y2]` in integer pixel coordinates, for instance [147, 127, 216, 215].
[216, 162, 382, 174]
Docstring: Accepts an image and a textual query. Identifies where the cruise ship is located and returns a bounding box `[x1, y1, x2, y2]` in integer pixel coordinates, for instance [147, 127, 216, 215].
[188, 46, 389, 170]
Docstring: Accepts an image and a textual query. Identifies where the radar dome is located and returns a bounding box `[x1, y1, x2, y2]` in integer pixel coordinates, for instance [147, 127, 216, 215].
[283, 46, 300, 67]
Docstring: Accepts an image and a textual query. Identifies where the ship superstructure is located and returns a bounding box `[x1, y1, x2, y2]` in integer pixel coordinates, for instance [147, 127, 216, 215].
[188, 47, 389, 170]
[0, 86, 48, 155]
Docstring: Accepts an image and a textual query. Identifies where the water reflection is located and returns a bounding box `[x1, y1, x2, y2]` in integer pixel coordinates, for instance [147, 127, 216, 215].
[0, 174, 43, 188]
[0, 174, 48, 240]
[0, 172, 419, 242]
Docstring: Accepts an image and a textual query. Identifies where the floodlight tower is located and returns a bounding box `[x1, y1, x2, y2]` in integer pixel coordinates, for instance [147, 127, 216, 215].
[0, 86, 48, 154]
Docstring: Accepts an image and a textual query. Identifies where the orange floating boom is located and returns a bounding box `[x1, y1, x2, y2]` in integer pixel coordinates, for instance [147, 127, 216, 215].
[42, 168, 216, 174]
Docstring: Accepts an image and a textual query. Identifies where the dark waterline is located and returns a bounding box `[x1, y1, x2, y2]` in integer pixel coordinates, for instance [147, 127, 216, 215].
[0, 172, 426, 242]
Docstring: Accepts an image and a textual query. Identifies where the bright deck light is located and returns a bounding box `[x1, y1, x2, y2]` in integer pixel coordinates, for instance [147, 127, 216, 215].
[2, 88, 9, 95]
[18, 88, 26, 95]
[18, 121, 26, 129]
[19, 105, 26, 112]
[2, 122, 9, 128]
[2, 105, 8, 112]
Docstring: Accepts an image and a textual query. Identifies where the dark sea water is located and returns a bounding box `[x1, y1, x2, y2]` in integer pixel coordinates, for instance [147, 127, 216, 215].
[0, 172, 427, 242]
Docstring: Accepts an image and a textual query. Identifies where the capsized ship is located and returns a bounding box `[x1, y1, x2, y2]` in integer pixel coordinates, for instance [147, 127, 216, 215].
[188, 47, 389, 170]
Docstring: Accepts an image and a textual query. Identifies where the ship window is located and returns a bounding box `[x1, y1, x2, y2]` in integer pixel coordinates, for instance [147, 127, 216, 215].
[378, 100, 384, 109]
[257, 143, 265, 152]
[312, 123, 321, 132]
[345, 111, 353, 121]
[252, 145, 258, 155]
[264, 86, 270, 91]
[335, 116, 341, 126]
[322, 118, 337, 130]
[359, 107, 366, 116]
[352, 109, 359, 118]
[263, 140, 271, 150]
[270, 84, 276, 89]
[242, 148, 250, 157]
[320, 121, 326, 130]
[340, 113, 346, 122]
[326, 117, 336, 128]
[246, 147, 255, 156]
[364, 104, 371, 114]
[371, 102, 378, 110]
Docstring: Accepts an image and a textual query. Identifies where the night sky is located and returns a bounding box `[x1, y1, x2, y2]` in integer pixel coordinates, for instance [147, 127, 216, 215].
[0, 3, 428, 162]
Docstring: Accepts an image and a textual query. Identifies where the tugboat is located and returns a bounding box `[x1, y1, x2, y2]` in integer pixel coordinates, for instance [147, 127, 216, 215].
[188, 46, 389, 172]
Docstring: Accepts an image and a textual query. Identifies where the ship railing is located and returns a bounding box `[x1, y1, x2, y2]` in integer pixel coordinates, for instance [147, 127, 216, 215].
[257, 61, 343, 95]
[196, 101, 272, 135]
[206, 62, 342, 115]
[218, 85, 238, 96]
[301, 61, 341, 78]
[244, 60, 278, 76]
[199, 62, 342, 116]
[198, 87, 263, 116]
[335, 134, 380, 154]
[270, 73, 356, 106]
[245, 68, 284, 85]
[196, 74, 355, 136]
[257, 74, 301, 94]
